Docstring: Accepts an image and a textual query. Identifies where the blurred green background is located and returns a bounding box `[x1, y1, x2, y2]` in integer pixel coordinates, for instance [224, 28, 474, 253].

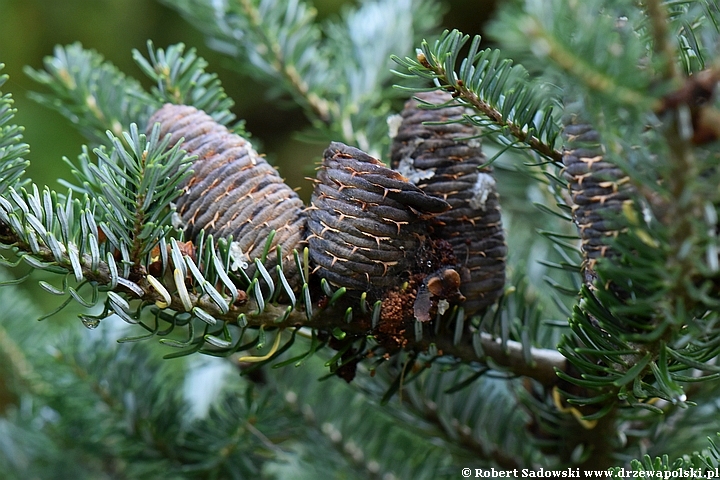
[0, 0, 495, 194]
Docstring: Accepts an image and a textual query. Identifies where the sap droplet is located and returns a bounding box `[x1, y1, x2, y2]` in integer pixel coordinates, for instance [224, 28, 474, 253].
[80, 316, 100, 330]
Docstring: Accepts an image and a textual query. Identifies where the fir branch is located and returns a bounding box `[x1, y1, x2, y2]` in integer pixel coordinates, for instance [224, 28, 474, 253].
[0, 325, 51, 398]
[664, 0, 720, 73]
[163, 0, 331, 121]
[0, 212, 567, 387]
[3, 330, 300, 479]
[0, 272, 294, 479]
[661, 112, 702, 318]
[235, 0, 330, 120]
[391, 367, 536, 469]
[132, 41, 239, 129]
[489, 0, 661, 116]
[488, 0, 720, 413]
[464, 333, 565, 387]
[26, 42, 242, 149]
[393, 30, 563, 163]
[161, 0, 443, 153]
[0, 66, 29, 195]
[24, 44, 154, 144]
[65, 123, 194, 262]
[320, 0, 444, 152]
[644, 0, 682, 81]
[272, 353, 463, 478]
[522, 17, 656, 109]
[6, 1, 720, 474]
[553, 99, 720, 408]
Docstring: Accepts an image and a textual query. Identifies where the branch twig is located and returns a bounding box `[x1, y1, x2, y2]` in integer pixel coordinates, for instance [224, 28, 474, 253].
[239, 0, 331, 122]
[522, 17, 660, 110]
[0, 222, 567, 387]
[643, 0, 681, 82]
[418, 55, 563, 163]
[453, 83, 563, 163]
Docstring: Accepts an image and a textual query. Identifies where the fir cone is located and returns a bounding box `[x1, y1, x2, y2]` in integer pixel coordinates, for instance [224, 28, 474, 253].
[561, 111, 632, 285]
[390, 90, 507, 317]
[307, 142, 449, 292]
[146, 104, 306, 284]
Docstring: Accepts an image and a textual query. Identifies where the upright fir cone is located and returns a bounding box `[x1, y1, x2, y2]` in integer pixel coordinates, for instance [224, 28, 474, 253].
[561, 110, 633, 285]
[307, 142, 449, 292]
[147, 104, 306, 285]
[390, 90, 507, 317]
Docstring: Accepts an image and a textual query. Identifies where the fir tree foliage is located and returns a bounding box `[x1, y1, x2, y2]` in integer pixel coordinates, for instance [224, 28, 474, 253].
[392, 29, 564, 163]
[66, 124, 194, 260]
[481, 0, 720, 409]
[3, 0, 546, 372]
[23, 44, 153, 145]
[132, 41, 242, 132]
[0, 269, 303, 480]
[490, 0, 720, 468]
[0, 66, 29, 196]
[160, 0, 444, 154]
[4, 0, 720, 475]
[24, 41, 240, 146]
